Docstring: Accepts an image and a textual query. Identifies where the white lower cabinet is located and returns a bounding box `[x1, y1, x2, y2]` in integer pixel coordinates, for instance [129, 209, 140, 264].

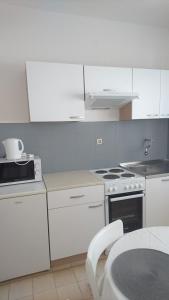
[146, 176, 169, 226]
[48, 185, 105, 260]
[0, 194, 50, 282]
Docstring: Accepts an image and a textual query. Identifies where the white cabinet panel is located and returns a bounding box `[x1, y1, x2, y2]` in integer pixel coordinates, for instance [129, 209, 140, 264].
[0, 194, 50, 281]
[49, 201, 105, 260]
[132, 68, 161, 119]
[26, 62, 85, 122]
[146, 177, 169, 227]
[160, 70, 169, 118]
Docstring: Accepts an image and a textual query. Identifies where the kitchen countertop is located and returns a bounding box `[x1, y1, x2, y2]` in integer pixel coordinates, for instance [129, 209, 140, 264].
[0, 181, 46, 200]
[121, 159, 169, 178]
[43, 170, 103, 191]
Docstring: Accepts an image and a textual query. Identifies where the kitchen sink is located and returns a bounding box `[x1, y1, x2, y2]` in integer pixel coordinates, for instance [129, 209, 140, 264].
[121, 159, 169, 177]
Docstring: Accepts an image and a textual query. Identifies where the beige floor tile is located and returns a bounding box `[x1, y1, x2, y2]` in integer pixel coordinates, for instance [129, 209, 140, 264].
[73, 265, 87, 282]
[9, 278, 32, 300]
[53, 268, 76, 288]
[0, 285, 9, 300]
[33, 273, 55, 295]
[78, 280, 93, 300]
[57, 283, 82, 300]
[34, 288, 59, 300]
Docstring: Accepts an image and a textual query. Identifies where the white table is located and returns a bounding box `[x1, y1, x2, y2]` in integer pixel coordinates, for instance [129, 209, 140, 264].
[101, 227, 169, 300]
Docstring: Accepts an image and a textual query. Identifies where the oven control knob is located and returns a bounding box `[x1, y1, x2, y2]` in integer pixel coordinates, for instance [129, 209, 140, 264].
[124, 185, 129, 190]
[135, 183, 139, 189]
[130, 184, 134, 189]
[108, 187, 113, 193]
[139, 183, 144, 189]
[113, 186, 117, 192]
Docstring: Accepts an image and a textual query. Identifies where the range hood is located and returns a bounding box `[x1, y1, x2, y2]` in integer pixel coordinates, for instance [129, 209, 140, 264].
[85, 90, 139, 109]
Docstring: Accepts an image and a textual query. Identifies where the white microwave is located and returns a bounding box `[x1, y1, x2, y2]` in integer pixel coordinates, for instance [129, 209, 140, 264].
[0, 156, 42, 186]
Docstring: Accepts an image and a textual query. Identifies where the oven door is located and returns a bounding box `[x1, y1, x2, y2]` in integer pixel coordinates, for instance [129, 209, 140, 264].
[108, 191, 144, 233]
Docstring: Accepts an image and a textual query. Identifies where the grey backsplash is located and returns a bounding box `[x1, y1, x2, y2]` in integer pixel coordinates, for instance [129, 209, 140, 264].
[0, 119, 168, 174]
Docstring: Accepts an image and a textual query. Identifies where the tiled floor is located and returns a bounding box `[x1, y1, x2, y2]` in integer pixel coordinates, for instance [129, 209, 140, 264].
[0, 260, 105, 300]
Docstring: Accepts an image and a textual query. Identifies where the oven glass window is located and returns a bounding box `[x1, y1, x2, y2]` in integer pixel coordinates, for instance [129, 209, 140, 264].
[109, 197, 143, 233]
[0, 161, 35, 183]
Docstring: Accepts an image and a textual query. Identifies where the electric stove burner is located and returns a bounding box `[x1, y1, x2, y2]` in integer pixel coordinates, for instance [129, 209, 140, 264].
[95, 170, 108, 174]
[121, 173, 135, 178]
[109, 168, 124, 173]
[103, 174, 120, 180]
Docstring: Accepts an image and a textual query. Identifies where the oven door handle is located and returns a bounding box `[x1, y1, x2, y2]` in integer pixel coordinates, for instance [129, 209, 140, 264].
[110, 193, 144, 202]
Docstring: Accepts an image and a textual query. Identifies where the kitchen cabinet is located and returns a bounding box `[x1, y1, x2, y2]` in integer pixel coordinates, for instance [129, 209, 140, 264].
[146, 176, 169, 226]
[84, 66, 132, 94]
[84, 66, 132, 121]
[26, 62, 85, 122]
[132, 68, 161, 119]
[48, 185, 105, 260]
[160, 70, 169, 118]
[0, 193, 50, 281]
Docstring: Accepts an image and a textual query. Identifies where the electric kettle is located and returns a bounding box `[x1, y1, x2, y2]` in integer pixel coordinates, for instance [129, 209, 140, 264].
[2, 138, 24, 160]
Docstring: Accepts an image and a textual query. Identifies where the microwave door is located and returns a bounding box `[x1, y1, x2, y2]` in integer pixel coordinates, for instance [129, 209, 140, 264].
[0, 161, 35, 184]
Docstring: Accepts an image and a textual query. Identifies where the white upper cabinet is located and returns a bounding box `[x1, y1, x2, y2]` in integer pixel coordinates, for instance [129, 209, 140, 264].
[84, 66, 132, 94]
[26, 62, 85, 122]
[160, 70, 169, 118]
[84, 66, 132, 121]
[132, 68, 161, 119]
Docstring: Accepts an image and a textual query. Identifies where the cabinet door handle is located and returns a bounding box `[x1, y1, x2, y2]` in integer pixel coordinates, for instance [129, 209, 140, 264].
[88, 204, 103, 208]
[69, 116, 83, 120]
[14, 201, 23, 204]
[161, 178, 169, 182]
[153, 114, 158, 117]
[146, 114, 152, 117]
[70, 195, 85, 199]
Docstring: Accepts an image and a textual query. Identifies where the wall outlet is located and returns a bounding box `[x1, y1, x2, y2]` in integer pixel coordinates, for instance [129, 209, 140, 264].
[97, 138, 103, 145]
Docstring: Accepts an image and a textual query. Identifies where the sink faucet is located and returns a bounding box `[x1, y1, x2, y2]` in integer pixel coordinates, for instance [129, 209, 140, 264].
[144, 138, 152, 156]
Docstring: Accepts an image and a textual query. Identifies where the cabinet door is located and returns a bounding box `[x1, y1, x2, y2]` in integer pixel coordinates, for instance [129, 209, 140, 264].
[146, 177, 169, 226]
[49, 201, 105, 260]
[132, 69, 161, 119]
[160, 70, 169, 118]
[26, 62, 85, 121]
[0, 194, 50, 281]
[84, 66, 132, 93]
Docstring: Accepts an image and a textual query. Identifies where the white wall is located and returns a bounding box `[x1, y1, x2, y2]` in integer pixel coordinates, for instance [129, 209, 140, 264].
[1, 3, 169, 122]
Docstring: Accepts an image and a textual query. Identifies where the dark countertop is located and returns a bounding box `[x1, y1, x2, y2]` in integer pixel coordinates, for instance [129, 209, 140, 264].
[121, 159, 169, 178]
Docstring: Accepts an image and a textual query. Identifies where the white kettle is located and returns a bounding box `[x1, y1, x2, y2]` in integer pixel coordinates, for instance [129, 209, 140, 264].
[2, 138, 24, 160]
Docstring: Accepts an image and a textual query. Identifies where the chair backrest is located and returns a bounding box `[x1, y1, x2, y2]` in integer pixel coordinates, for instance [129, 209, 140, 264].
[86, 220, 124, 300]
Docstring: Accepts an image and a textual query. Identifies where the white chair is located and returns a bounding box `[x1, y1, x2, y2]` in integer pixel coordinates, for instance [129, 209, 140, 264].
[86, 220, 124, 300]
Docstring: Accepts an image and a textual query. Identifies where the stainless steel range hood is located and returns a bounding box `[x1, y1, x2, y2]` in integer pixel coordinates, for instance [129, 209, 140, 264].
[85, 90, 139, 109]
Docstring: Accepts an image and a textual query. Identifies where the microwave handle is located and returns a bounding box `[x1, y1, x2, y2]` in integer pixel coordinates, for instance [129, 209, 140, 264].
[110, 193, 144, 202]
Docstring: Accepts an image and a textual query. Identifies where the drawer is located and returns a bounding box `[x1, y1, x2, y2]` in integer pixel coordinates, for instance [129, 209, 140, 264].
[48, 185, 104, 209]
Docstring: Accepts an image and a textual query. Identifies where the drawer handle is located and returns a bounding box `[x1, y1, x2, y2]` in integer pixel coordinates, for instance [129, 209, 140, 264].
[161, 179, 169, 182]
[70, 195, 85, 199]
[88, 204, 103, 208]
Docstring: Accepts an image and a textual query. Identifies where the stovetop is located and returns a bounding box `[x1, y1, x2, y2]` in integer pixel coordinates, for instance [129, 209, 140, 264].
[93, 167, 140, 180]
[91, 167, 145, 195]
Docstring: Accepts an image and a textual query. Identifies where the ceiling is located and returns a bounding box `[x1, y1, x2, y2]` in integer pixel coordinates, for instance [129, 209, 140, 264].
[1, 0, 169, 29]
